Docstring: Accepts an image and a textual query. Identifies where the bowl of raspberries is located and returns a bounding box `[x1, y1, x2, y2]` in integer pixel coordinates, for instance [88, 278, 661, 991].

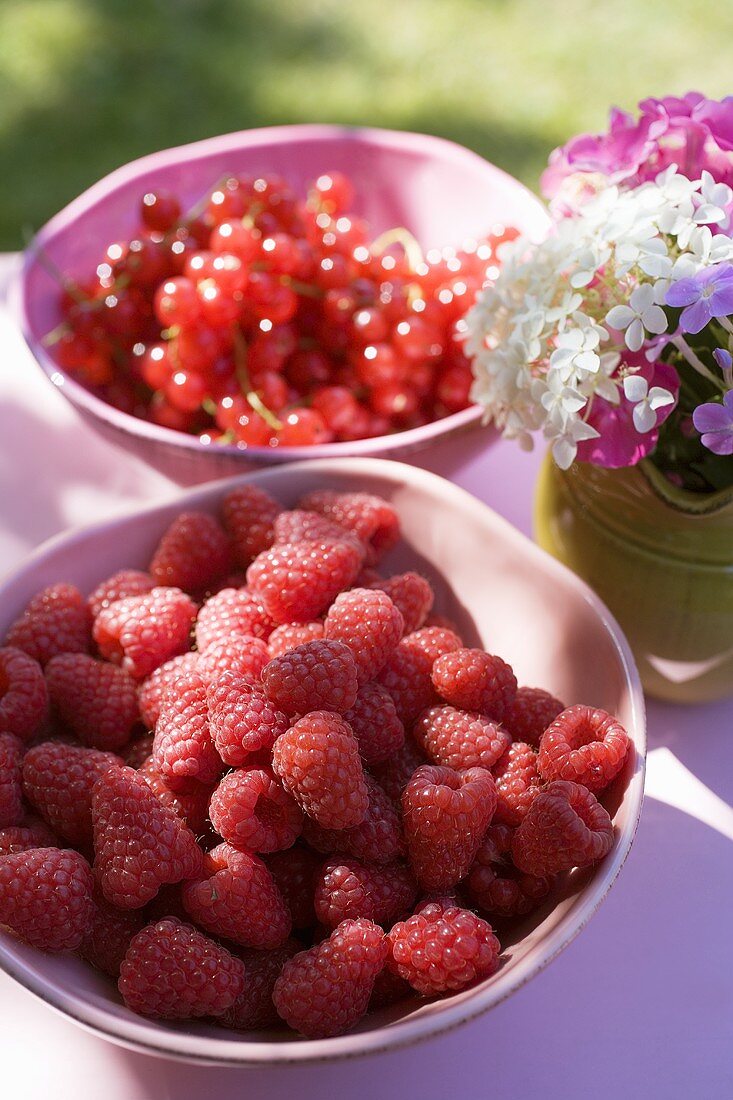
[13, 124, 549, 484]
[0, 458, 644, 1062]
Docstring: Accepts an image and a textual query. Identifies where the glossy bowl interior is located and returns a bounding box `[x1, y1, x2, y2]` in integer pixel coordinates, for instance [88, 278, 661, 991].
[0, 458, 645, 1065]
[13, 125, 550, 484]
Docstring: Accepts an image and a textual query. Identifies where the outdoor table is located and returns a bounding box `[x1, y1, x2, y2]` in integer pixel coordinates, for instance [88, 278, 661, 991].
[0, 254, 730, 1100]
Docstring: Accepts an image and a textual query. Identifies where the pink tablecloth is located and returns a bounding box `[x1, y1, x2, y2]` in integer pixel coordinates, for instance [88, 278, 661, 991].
[1, 255, 731, 1100]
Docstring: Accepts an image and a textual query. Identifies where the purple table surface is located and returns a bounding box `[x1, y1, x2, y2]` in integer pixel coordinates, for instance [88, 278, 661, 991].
[1, 256, 731, 1100]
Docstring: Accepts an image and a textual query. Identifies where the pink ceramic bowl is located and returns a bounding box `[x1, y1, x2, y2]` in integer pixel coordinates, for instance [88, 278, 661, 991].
[12, 125, 550, 485]
[0, 458, 645, 1065]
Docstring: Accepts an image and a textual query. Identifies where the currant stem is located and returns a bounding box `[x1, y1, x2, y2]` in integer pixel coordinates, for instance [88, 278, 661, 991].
[232, 325, 284, 431]
[371, 227, 425, 273]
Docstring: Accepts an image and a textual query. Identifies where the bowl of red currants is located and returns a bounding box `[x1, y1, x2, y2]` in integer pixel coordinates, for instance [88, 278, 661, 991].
[0, 458, 645, 1063]
[13, 125, 549, 483]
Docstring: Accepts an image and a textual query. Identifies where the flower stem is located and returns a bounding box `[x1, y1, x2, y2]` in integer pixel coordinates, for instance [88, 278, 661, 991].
[671, 334, 726, 391]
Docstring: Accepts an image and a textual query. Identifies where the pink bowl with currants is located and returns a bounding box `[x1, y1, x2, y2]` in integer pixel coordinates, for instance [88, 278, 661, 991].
[13, 125, 549, 483]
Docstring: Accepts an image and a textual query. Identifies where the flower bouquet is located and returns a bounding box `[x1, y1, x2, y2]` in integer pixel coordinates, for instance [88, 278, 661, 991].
[465, 92, 733, 492]
[464, 94, 733, 702]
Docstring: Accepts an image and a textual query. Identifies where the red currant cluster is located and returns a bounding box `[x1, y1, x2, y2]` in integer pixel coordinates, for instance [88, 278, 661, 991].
[50, 172, 518, 447]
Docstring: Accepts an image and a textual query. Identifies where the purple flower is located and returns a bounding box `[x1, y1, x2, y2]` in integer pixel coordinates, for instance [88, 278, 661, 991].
[692, 391, 733, 455]
[665, 264, 733, 334]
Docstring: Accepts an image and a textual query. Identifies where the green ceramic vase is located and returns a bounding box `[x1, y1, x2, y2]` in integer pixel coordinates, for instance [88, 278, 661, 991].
[534, 454, 733, 703]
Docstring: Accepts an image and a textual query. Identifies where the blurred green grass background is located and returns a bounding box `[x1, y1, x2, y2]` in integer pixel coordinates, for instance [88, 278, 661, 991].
[1, 0, 731, 249]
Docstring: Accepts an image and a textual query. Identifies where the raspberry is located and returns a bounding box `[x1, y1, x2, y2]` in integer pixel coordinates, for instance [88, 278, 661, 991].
[87, 570, 155, 619]
[0, 733, 23, 827]
[377, 643, 436, 724]
[93, 587, 197, 680]
[467, 824, 553, 920]
[220, 941, 300, 1030]
[45, 653, 139, 751]
[22, 741, 121, 847]
[195, 587, 274, 650]
[0, 647, 48, 741]
[262, 639, 359, 716]
[222, 484, 282, 568]
[0, 815, 57, 855]
[370, 737, 427, 803]
[138, 756, 212, 835]
[388, 903, 500, 995]
[267, 620, 324, 659]
[302, 773, 404, 865]
[137, 652, 200, 728]
[182, 842, 291, 949]
[92, 765, 203, 908]
[119, 918, 246, 1019]
[209, 766, 302, 852]
[343, 682, 404, 766]
[324, 588, 403, 685]
[273, 509, 364, 557]
[5, 583, 91, 668]
[402, 765, 497, 890]
[207, 673, 288, 766]
[504, 686, 565, 747]
[124, 733, 155, 768]
[413, 705, 511, 771]
[198, 635, 269, 683]
[492, 741, 541, 826]
[400, 626, 462, 664]
[149, 511, 232, 593]
[297, 490, 400, 564]
[372, 573, 433, 634]
[314, 858, 416, 929]
[273, 918, 387, 1037]
[272, 712, 368, 830]
[247, 540, 362, 624]
[79, 893, 145, 976]
[511, 780, 615, 876]
[152, 668, 222, 788]
[537, 705, 631, 793]
[0, 847, 94, 951]
[266, 846, 321, 929]
[432, 648, 517, 721]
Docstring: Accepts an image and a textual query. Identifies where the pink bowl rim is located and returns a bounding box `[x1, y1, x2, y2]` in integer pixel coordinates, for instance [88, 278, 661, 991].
[10, 123, 550, 463]
[0, 457, 645, 1066]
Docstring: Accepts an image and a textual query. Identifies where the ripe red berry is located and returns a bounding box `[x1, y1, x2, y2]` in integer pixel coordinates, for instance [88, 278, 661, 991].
[400, 626, 463, 665]
[377, 642, 436, 724]
[342, 682, 404, 766]
[153, 668, 222, 788]
[272, 509, 363, 556]
[412, 704, 511, 772]
[22, 741, 122, 847]
[198, 634, 269, 684]
[46, 653, 140, 751]
[0, 847, 95, 951]
[209, 766, 303, 853]
[266, 846, 321, 929]
[503, 686, 566, 747]
[370, 737, 428, 804]
[93, 587, 197, 680]
[314, 857, 416, 929]
[324, 588, 403, 684]
[247, 540, 362, 624]
[92, 765, 203, 908]
[512, 780, 615, 876]
[0, 647, 48, 741]
[272, 711, 369, 830]
[262, 638, 359, 716]
[297, 491, 399, 563]
[149, 511, 232, 593]
[302, 772, 404, 865]
[6, 583, 91, 667]
[372, 573, 433, 634]
[182, 841, 291, 949]
[137, 756, 212, 835]
[467, 823, 553, 921]
[432, 648, 517, 721]
[0, 734, 23, 828]
[207, 672, 289, 766]
[119, 918, 246, 1019]
[0, 815, 58, 856]
[388, 903, 500, 995]
[137, 651, 200, 728]
[537, 705, 631, 793]
[87, 570, 155, 619]
[221, 484, 282, 567]
[220, 940, 300, 1030]
[402, 764, 497, 890]
[79, 893, 145, 977]
[273, 918, 388, 1038]
[267, 620, 324, 659]
[492, 741, 541, 826]
[195, 587, 274, 650]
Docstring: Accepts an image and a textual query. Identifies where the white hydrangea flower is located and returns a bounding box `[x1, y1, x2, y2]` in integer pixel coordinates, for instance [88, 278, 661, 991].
[605, 285, 667, 351]
[622, 375, 676, 432]
[694, 171, 733, 226]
